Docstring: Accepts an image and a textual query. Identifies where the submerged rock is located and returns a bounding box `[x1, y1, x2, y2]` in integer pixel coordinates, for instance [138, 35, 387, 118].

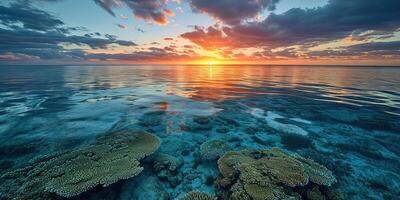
[200, 139, 231, 160]
[216, 126, 230, 134]
[194, 116, 211, 125]
[216, 147, 336, 200]
[0, 130, 160, 199]
[280, 133, 313, 149]
[251, 135, 270, 146]
[244, 126, 259, 135]
[138, 110, 166, 127]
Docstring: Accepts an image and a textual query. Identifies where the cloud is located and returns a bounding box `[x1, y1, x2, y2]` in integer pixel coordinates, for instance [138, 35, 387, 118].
[189, 0, 279, 25]
[0, 2, 64, 31]
[180, 25, 233, 50]
[0, 1, 206, 64]
[94, 0, 173, 25]
[86, 47, 205, 62]
[115, 23, 128, 29]
[0, 3, 136, 62]
[309, 41, 400, 58]
[0, 28, 136, 60]
[171, 0, 181, 4]
[176, 6, 184, 13]
[182, 0, 400, 51]
[349, 41, 400, 52]
[164, 8, 175, 16]
[0, 52, 40, 61]
[0, 28, 135, 49]
[136, 28, 146, 33]
[119, 14, 128, 20]
[93, 0, 119, 16]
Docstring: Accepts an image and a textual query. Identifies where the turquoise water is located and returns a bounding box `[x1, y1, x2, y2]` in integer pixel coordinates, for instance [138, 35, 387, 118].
[0, 65, 399, 199]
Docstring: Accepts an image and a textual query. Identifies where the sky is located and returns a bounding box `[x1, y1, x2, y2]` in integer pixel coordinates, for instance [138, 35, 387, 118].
[0, 0, 399, 65]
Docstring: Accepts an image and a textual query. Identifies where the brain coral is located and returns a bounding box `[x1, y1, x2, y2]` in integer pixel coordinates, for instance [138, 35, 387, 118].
[216, 148, 336, 200]
[0, 130, 160, 199]
[180, 191, 216, 200]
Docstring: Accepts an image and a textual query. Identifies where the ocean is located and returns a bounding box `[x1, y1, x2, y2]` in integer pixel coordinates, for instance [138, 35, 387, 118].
[0, 65, 399, 200]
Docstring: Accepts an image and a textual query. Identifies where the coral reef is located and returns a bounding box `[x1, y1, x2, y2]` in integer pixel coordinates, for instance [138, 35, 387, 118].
[200, 139, 231, 160]
[216, 148, 336, 200]
[0, 130, 160, 199]
[153, 153, 184, 187]
[180, 191, 216, 200]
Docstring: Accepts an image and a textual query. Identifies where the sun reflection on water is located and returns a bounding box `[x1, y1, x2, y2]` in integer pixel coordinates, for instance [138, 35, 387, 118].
[59, 65, 400, 106]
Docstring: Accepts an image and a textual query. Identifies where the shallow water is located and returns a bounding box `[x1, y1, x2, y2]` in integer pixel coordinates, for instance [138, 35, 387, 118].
[0, 65, 399, 199]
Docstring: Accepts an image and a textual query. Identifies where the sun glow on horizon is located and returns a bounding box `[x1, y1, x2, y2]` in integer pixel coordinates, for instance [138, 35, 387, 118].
[207, 60, 218, 66]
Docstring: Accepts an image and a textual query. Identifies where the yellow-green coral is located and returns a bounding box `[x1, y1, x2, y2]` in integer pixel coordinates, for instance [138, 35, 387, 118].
[0, 130, 160, 199]
[216, 147, 336, 200]
[243, 183, 284, 200]
[295, 156, 336, 187]
[261, 157, 309, 187]
[230, 182, 251, 200]
[180, 191, 215, 200]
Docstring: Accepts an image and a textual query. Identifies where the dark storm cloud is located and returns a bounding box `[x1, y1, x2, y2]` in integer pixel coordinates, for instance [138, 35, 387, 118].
[182, 0, 400, 50]
[189, 0, 279, 25]
[94, 0, 173, 25]
[0, 2, 64, 31]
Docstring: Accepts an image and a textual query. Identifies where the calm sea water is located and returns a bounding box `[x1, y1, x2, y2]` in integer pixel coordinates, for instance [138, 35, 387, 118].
[0, 65, 399, 199]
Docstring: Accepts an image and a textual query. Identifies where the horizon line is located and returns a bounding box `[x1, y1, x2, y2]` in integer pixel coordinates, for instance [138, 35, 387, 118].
[1, 63, 400, 67]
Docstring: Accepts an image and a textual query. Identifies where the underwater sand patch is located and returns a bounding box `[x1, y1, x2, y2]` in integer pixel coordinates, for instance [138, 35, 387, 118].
[246, 106, 309, 136]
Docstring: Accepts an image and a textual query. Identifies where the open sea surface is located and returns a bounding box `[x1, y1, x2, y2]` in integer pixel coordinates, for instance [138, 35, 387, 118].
[0, 65, 399, 200]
